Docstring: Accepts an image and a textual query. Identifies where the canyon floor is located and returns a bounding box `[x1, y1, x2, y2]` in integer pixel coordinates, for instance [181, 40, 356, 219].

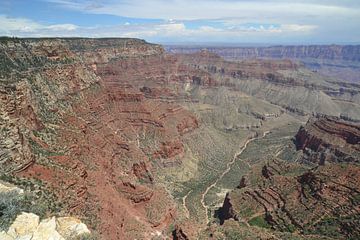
[0, 38, 359, 239]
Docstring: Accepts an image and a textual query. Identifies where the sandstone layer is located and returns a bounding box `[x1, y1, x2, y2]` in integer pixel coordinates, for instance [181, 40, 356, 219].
[215, 117, 360, 240]
[295, 117, 360, 164]
[217, 158, 360, 239]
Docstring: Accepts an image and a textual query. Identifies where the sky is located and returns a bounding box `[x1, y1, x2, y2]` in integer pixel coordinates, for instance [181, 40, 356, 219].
[0, 0, 360, 44]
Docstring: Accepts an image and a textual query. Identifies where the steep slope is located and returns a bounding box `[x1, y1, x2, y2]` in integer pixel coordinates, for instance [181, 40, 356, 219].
[216, 159, 360, 239]
[0, 38, 202, 239]
[177, 50, 360, 121]
[212, 118, 360, 240]
[1, 38, 360, 239]
[295, 117, 360, 164]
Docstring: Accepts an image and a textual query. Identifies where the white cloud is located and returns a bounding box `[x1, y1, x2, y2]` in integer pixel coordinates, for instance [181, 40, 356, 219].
[45, 24, 78, 31]
[0, 15, 42, 33]
[0, 15, 78, 35]
[47, 0, 360, 21]
[0, 14, 318, 42]
[281, 24, 317, 32]
[39, 0, 359, 43]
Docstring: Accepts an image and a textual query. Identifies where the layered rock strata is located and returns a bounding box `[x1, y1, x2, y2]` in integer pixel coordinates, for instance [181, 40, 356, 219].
[295, 117, 360, 164]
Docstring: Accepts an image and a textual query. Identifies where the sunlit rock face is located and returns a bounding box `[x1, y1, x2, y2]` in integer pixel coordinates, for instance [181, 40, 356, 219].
[0, 181, 24, 194]
[0, 181, 90, 240]
[2, 212, 90, 240]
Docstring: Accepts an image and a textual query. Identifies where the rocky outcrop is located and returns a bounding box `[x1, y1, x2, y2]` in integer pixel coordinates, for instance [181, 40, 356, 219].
[172, 225, 189, 240]
[261, 165, 274, 179]
[0, 181, 23, 194]
[219, 159, 360, 239]
[153, 140, 184, 159]
[179, 51, 302, 87]
[236, 176, 247, 189]
[218, 193, 238, 225]
[177, 116, 199, 135]
[295, 117, 360, 164]
[132, 162, 154, 183]
[1, 212, 90, 240]
[0, 38, 201, 240]
[0, 181, 90, 240]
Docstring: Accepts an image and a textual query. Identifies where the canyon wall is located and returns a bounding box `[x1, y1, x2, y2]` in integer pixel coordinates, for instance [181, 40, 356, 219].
[167, 45, 360, 61]
[295, 117, 360, 164]
[1, 38, 360, 239]
[0, 38, 199, 239]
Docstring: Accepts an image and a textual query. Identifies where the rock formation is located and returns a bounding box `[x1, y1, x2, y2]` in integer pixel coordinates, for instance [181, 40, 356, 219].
[0, 180, 90, 240]
[0, 37, 211, 239]
[1, 37, 360, 239]
[218, 193, 238, 225]
[218, 158, 360, 239]
[172, 225, 189, 240]
[217, 118, 360, 239]
[1, 212, 90, 240]
[0, 181, 23, 194]
[295, 117, 360, 164]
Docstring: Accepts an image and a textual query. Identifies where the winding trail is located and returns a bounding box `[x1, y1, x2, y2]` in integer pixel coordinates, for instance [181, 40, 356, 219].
[199, 131, 271, 224]
[182, 190, 193, 218]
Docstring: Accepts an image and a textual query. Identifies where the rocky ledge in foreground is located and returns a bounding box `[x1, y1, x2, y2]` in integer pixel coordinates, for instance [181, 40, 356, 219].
[295, 117, 360, 164]
[1, 213, 90, 240]
[0, 181, 90, 240]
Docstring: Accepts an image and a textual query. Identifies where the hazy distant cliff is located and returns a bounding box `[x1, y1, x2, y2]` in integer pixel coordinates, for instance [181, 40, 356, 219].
[167, 45, 360, 61]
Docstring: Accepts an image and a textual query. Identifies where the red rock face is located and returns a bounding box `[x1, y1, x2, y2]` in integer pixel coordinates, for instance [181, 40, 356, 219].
[295, 117, 360, 164]
[0, 38, 201, 239]
[153, 140, 184, 159]
[3, 38, 359, 240]
[49, 59, 200, 238]
[177, 50, 307, 88]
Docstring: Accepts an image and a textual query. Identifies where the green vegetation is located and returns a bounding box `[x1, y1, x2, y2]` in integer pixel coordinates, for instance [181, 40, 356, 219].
[0, 175, 62, 231]
[0, 52, 17, 79]
[0, 37, 21, 43]
[352, 193, 360, 205]
[308, 214, 360, 239]
[307, 217, 342, 238]
[0, 190, 52, 231]
[224, 229, 248, 240]
[69, 233, 99, 240]
[248, 215, 271, 229]
[286, 224, 296, 233]
[240, 207, 254, 218]
[29, 138, 55, 156]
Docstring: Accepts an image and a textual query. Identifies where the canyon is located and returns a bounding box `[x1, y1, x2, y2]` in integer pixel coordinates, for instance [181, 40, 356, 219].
[167, 45, 360, 62]
[167, 44, 360, 83]
[0, 37, 359, 239]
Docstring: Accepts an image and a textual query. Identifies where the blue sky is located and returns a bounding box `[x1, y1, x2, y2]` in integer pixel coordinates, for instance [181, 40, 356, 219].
[0, 0, 360, 44]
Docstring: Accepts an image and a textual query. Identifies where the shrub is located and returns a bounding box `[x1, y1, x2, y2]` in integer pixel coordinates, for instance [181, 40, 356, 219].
[248, 215, 271, 229]
[69, 233, 99, 240]
[0, 191, 24, 231]
[0, 190, 49, 231]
